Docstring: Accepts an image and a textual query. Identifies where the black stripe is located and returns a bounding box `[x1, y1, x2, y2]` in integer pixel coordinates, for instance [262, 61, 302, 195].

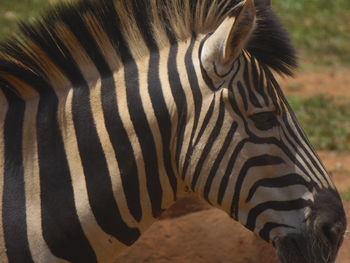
[267, 71, 329, 184]
[267, 81, 280, 114]
[237, 81, 248, 111]
[231, 155, 285, 219]
[110, 6, 166, 215]
[258, 63, 270, 105]
[102, 85, 143, 225]
[101, 76, 142, 242]
[148, 50, 177, 196]
[125, 58, 163, 218]
[282, 109, 328, 183]
[227, 72, 251, 133]
[246, 199, 311, 231]
[167, 43, 187, 172]
[134, 4, 179, 198]
[1, 48, 96, 259]
[73, 81, 141, 245]
[18, 30, 99, 258]
[280, 127, 324, 186]
[191, 94, 225, 189]
[251, 56, 269, 105]
[204, 122, 238, 202]
[29, 7, 134, 256]
[61, 9, 142, 243]
[217, 139, 247, 205]
[244, 136, 322, 193]
[99, 0, 143, 222]
[263, 67, 280, 114]
[242, 54, 261, 108]
[2, 85, 34, 263]
[24, 20, 100, 260]
[224, 81, 320, 205]
[216, 81, 257, 204]
[181, 38, 203, 178]
[246, 173, 315, 203]
[38, 90, 97, 262]
[251, 57, 260, 93]
[193, 95, 216, 147]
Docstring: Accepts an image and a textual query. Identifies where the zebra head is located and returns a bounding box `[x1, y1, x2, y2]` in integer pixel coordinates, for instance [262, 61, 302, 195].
[181, 0, 347, 262]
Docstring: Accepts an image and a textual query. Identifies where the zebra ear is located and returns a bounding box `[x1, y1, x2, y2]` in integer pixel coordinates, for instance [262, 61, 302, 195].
[201, 0, 256, 70]
[221, 0, 256, 63]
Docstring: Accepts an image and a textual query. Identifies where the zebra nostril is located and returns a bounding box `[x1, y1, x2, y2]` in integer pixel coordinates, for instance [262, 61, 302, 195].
[310, 189, 347, 249]
[322, 223, 337, 245]
[320, 221, 346, 250]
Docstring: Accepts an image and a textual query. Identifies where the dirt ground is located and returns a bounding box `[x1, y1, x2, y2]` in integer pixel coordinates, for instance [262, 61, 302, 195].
[114, 71, 350, 263]
[278, 70, 350, 99]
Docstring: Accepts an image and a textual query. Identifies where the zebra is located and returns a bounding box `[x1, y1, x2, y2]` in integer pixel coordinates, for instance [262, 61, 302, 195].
[0, 0, 346, 262]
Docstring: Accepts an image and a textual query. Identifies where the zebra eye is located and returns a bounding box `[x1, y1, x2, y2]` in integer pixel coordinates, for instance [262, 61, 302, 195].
[249, 111, 277, 130]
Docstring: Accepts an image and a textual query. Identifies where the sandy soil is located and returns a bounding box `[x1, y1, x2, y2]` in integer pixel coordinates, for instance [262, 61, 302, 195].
[279, 70, 350, 99]
[114, 71, 350, 263]
[117, 203, 280, 263]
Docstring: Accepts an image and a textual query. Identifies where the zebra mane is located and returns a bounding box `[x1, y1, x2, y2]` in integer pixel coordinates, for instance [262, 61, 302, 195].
[0, 0, 297, 92]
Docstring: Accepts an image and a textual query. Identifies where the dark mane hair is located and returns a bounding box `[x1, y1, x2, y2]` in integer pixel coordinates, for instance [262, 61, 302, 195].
[0, 0, 297, 94]
[248, 0, 297, 75]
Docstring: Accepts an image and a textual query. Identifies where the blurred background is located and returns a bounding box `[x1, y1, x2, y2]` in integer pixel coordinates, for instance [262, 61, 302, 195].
[1, 0, 349, 262]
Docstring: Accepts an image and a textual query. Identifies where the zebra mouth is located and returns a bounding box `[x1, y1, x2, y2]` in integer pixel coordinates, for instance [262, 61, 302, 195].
[274, 232, 339, 263]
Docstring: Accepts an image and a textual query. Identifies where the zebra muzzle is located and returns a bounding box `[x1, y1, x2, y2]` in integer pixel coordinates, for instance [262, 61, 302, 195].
[274, 188, 346, 263]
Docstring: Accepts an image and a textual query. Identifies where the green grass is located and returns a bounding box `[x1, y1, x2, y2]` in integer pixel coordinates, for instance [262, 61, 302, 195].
[288, 95, 350, 152]
[341, 188, 350, 201]
[274, 0, 350, 69]
[0, 0, 52, 40]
